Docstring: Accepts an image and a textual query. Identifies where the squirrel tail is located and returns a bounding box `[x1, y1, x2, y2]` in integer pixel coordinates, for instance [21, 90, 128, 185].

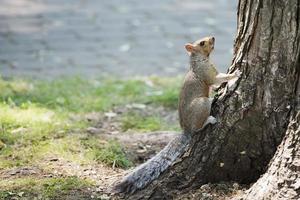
[112, 133, 191, 194]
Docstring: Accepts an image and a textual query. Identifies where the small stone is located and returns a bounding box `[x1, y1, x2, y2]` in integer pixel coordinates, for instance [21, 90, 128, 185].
[104, 112, 117, 118]
[200, 184, 210, 191]
[110, 131, 119, 135]
[17, 192, 24, 197]
[240, 151, 246, 155]
[133, 103, 146, 109]
[126, 103, 146, 109]
[233, 182, 239, 190]
[86, 127, 102, 134]
[9, 170, 18, 175]
[136, 149, 147, 153]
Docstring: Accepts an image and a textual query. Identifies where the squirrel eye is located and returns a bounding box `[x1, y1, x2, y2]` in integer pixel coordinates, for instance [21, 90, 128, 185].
[199, 41, 205, 46]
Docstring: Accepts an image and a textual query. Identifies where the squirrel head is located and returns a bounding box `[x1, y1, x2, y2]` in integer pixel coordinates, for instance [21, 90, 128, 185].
[185, 36, 215, 57]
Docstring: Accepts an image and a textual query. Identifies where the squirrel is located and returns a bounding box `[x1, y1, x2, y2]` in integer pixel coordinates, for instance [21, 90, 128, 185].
[112, 36, 241, 194]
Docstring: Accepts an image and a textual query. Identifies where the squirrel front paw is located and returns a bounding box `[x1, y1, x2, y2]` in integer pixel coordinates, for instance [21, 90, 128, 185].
[234, 69, 242, 78]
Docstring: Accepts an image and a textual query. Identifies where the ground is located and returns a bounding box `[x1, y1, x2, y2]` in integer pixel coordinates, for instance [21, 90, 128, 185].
[0, 1, 242, 199]
[0, 77, 247, 199]
[0, 0, 235, 78]
[0, 76, 179, 199]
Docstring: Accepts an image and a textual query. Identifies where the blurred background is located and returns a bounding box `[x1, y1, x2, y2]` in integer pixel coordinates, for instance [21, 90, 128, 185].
[0, 0, 236, 79]
[0, 1, 239, 198]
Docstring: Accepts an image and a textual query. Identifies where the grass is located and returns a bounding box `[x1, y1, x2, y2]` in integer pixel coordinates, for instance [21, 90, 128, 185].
[0, 76, 181, 199]
[82, 137, 133, 168]
[0, 76, 181, 113]
[0, 103, 85, 168]
[0, 176, 93, 199]
[0, 76, 181, 166]
[121, 112, 174, 132]
[148, 76, 181, 109]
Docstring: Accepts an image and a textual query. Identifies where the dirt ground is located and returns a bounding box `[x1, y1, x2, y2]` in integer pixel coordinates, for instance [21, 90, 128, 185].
[0, 105, 247, 199]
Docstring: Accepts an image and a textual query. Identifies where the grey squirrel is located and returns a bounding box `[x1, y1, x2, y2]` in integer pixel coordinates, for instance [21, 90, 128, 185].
[112, 36, 241, 194]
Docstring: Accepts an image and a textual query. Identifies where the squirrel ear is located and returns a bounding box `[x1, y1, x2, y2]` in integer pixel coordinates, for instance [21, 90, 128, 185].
[185, 43, 195, 53]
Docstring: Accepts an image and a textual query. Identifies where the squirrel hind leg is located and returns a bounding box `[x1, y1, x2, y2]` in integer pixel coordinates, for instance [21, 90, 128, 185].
[203, 115, 217, 127]
[195, 116, 217, 132]
[189, 97, 212, 132]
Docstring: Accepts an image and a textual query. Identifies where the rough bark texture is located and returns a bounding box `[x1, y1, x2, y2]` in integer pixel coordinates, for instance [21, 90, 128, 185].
[116, 0, 300, 199]
[240, 10, 300, 197]
[240, 112, 300, 199]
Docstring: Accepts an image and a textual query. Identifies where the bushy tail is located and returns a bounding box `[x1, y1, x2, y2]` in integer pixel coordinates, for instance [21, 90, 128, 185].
[112, 133, 191, 194]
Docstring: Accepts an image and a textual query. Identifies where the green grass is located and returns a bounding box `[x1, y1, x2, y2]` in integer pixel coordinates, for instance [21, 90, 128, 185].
[147, 76, 181, 109]
[0, 102, 86, 168]
[0, 76, 182, 199]
[0, 176, 93, 199]
[93, 140, 132, 168]
[121, 112, 169, 132]
[43, 177, 92, 198]
[82, 137, 133, 168]
[0, 76, 181, 113]
[0, 76, 181, 169]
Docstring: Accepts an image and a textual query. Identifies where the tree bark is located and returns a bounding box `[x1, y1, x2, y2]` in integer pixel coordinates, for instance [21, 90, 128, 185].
[118, 0, 300, 199]
[240, 112, 300, 199]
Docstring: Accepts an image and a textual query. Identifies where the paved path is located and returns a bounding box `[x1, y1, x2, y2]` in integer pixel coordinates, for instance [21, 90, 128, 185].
[0, 0, 236, 78]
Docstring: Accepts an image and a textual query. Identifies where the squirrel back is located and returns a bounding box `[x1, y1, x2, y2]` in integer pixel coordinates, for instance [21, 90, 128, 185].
[179, 37, 217, 133]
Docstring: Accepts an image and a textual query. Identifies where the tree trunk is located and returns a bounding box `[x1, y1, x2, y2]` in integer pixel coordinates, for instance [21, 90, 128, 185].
[118, 0, 300, 199]
[240, 112, 300, 199]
